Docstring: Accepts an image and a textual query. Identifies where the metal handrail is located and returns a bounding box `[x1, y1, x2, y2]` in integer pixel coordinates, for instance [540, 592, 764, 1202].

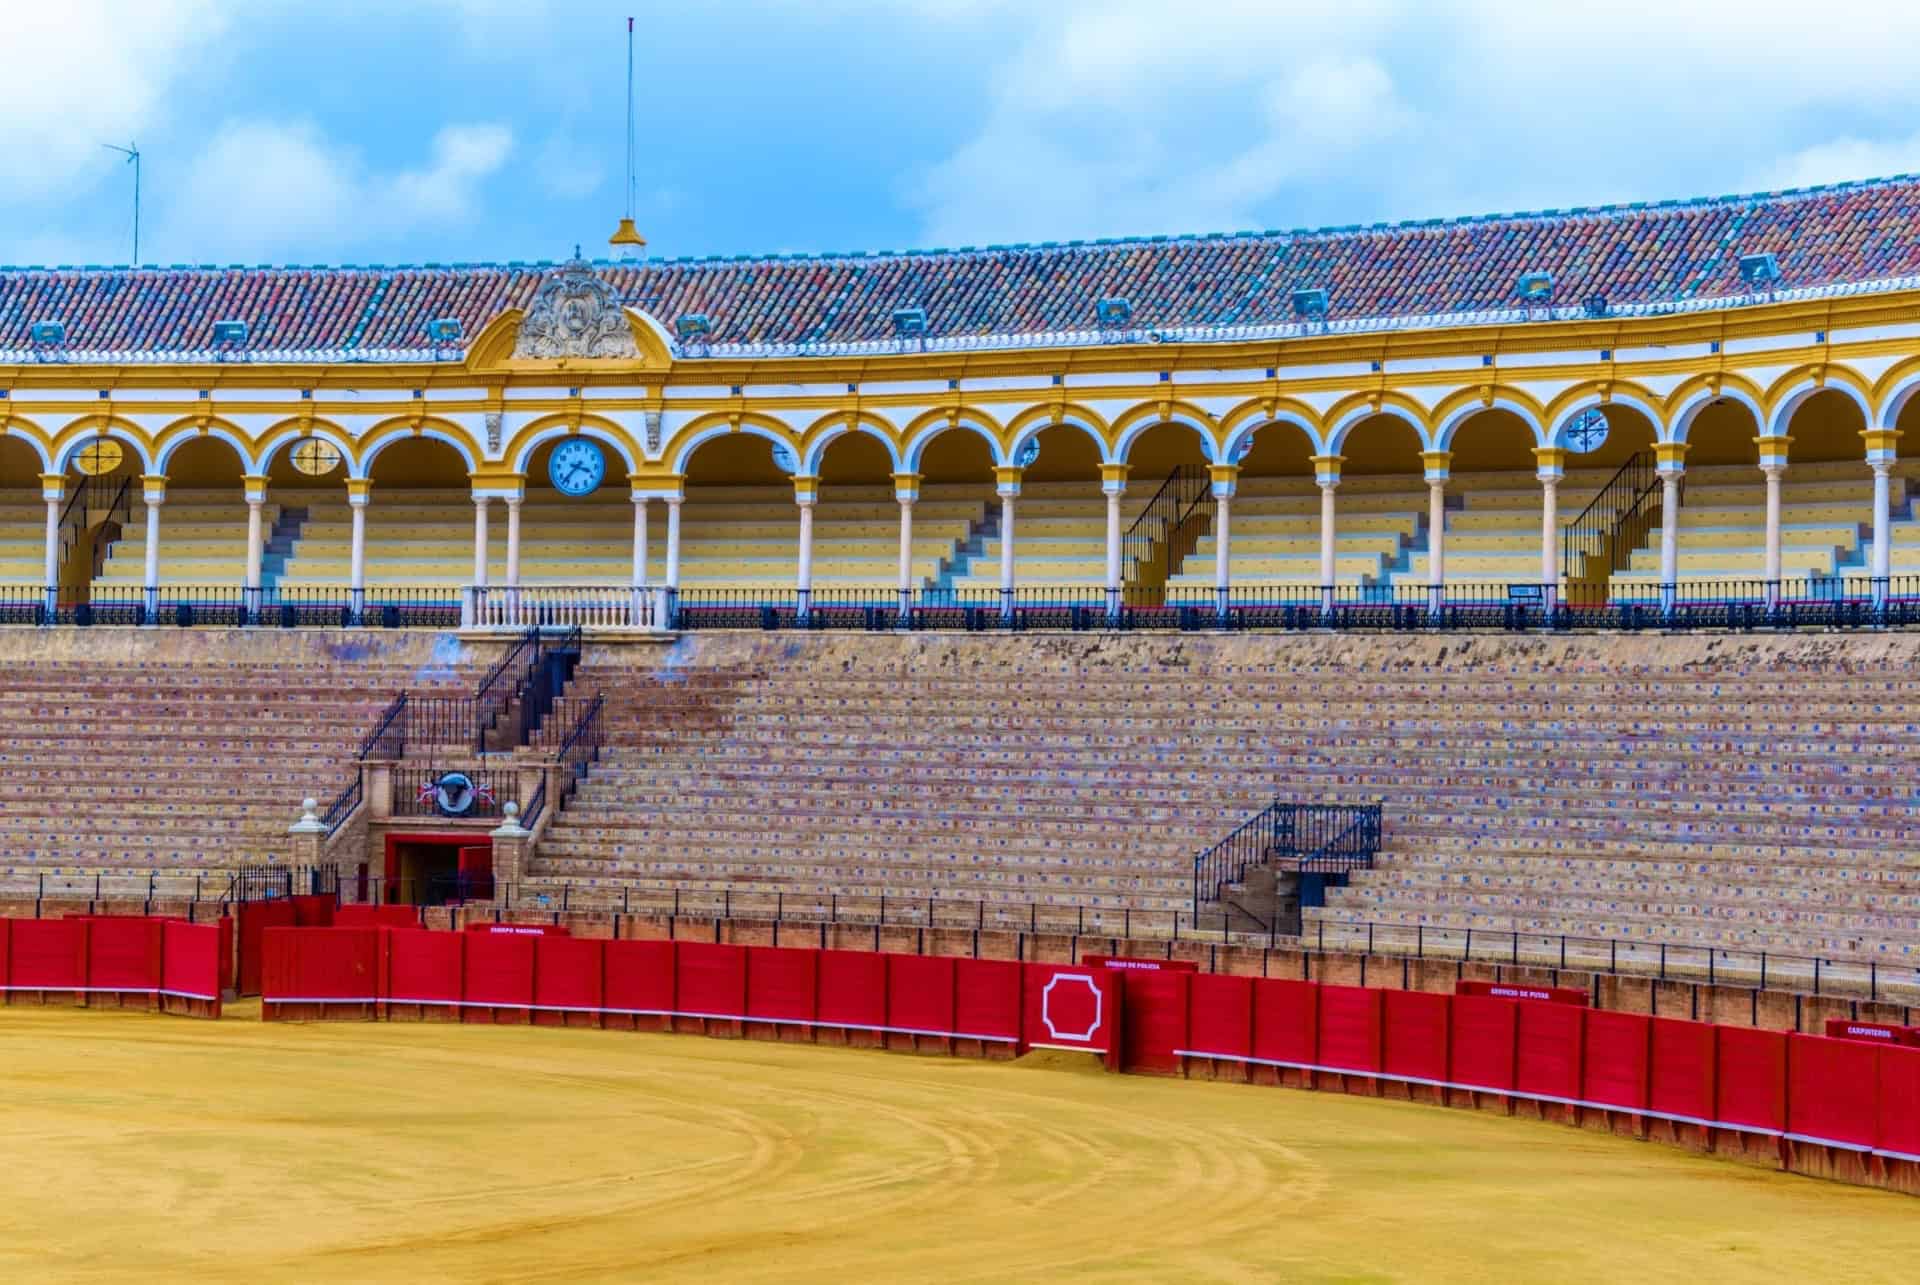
[1191, 799, 1383, 914]
[322, 776, 362, 836]
[358, 692, 408, 760]
[1562, 449, 1659, 582]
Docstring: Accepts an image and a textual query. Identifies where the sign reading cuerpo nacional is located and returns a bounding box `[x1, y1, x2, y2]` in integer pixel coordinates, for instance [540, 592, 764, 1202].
[512, 252, 640, 360]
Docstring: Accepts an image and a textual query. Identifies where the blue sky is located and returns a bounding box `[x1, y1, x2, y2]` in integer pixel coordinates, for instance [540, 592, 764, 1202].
[7, 0, 1920, 267]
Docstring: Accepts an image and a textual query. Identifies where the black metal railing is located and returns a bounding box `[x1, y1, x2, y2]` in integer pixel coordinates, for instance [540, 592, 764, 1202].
[360, 692, 409, 759]
[1192, 800, 1385, 915]
[521, 777, 548, 831]
[405, 696, 482, 754]
[1121, 466, 1213, 589]
[321, 776, 362, 837]
[391, 764, 508, 819]
[554, 694, 605, 806]
[1562, 449, 1659, 587]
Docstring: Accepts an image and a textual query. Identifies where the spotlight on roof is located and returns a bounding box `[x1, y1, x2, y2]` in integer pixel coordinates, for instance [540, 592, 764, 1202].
[426, 317, 463, 343]
[891, 307, 928, 337]
[1516, 271, 1554, 302]
[212, 319, 248, 345]
[1738, 252, 1781, 286]
[1095, 296, 1132, 326]
[674, 313, 712, 341]
[1582, 294, 1609, 318]
[1291, 287, 1329, 320]
[29, 320, 65, 346]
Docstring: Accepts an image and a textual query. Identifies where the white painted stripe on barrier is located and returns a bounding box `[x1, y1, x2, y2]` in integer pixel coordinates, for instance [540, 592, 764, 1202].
[265, 995, 381, 1005]
[1028, 1042, 1109, 1054]
[2, 984, 217, 1001]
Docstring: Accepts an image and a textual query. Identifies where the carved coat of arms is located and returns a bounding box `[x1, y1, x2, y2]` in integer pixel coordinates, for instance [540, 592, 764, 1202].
[513, 255, 640, 359]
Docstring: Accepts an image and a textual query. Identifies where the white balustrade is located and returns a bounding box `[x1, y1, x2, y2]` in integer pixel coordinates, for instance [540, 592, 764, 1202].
[467, 585, 660, 631]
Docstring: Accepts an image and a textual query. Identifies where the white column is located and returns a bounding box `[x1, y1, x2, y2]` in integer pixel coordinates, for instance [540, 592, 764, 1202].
[1761, 463, 1785, 598]
[1213, 491, 1232, 619]
[897, 498, 915, 593]
[1427, 481, 1447, 611]
[348, 490, 369, 623]
[664, 497, 682, 587]
[1105, 490, 1123, 596]
[142, 490, 163, 620]
[42, 495, 60, 607]
[1539, 478, 1559, 590]
[631, 497, 650, 585]
[795, 497, 815, 614]
[997, 478, 1018, 622]
[1871, 460, 1893, 601]
[467, 496, 489, 627]
[504, 496, 522, 587]
[1659, 471, 1682, 613]
[1317, 480, 1337, 612]
[244, 499, 265, 583]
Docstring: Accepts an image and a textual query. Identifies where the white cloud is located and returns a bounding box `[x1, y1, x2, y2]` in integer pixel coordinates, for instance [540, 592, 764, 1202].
[535, 133, 606, 201]
[156, 120, 513, 261]
[1753, 134, 1920, 192]
[0, 1, 227, 203]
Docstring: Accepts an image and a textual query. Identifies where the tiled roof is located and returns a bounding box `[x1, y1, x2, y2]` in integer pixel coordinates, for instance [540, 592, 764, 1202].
[4, 175, 1920, 363]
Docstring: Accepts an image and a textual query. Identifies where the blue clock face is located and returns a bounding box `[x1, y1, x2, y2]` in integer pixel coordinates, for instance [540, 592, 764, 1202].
[548, 439, 607, 496]
[1565, 407, 1610, 454]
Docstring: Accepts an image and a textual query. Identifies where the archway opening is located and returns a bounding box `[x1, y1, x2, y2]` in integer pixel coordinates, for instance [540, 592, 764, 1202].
[278, 437, 473, 590]
[93, 436, 247, 593]
[520, 435, 628, 585]
[1780, 388, 1866, 464]
[1, 437, 49, 589]
[676, 432, 793, 588]
[813, 431, 902, 588]
[1441, 409, 1546, 589]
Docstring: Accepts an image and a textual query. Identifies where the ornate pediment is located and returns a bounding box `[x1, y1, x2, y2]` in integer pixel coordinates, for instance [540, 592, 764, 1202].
[512, 253, 640, 360]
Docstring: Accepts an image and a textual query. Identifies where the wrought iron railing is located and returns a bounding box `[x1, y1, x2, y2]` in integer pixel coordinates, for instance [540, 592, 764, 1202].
[1562, 449, 1659, 589]
[554, 694, 605, 806]
[1191, 799, 1384, 915]
[521, 777, 548, 831]
[359, 693, 409, 759]
[321, 776, 362, 837]
[390, 764, 507, 819]
[1120, 466, 1213, 591]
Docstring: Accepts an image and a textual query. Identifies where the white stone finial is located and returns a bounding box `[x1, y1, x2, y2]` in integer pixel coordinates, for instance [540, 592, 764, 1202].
[289, 797, 326, 835]
[492, 799, 531, 839]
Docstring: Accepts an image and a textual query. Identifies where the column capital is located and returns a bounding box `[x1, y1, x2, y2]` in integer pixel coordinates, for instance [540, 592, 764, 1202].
[504, 493, 523, 510]
[242, 474, 269, 505]
[994, 465, 1024, 497]
[1309, 454, 1343, 487]
[1753, 433, 1792, 468]
[1419, 450, 1452, 483]
[630, 473, 685, 504]
[1861, 427, 1903, 463]
[1654, 441, 1689, 473]
[791, 473, 820, 506]
[892, 471, 922, 503]
[140, 474, 167, 504]
[629, 490, 651, 506]
[1532, 446, 1568, 481]
[346, 477, 374, 504]
[1207, 462, 1239, 498]
[38, 473, 66, 503]
[1871, 457, 1895, 478]
[1099, 462, 1130, 496]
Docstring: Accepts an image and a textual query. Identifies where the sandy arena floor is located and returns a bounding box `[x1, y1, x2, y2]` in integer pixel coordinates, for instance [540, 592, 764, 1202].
[1, 1004, 1916, 1282]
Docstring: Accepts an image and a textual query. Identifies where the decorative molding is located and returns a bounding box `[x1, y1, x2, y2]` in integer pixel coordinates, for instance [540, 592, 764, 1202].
[512, 256, 641, 360]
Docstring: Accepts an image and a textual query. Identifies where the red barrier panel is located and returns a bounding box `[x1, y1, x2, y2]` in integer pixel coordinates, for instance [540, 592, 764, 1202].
[1251, 977, 1318, 1065]
[8, 918, 88, 992]
[603, 939, 674, 1014]
[1516, 999, 1585, 1101]
[1449, 994, 1518, 1091]
[1382, 989, 1450, 1083]
[1186, 973, 1253, 1060]
[1456, 979, 1589, 1006]
[816, 949, 887, 1030]
[1715, 1025, 1788, 1134]
[1083, 956, 1198, 974]
[746, 946, 818, 1024]
[161, 922, 221, 1003]
[534, 936, 603, 1013]
[1877, 1045, 1920, 1158]
[463, 932, 536, 1009]
[86, 917, 163, 993]
[386, 929, 464, 1006]
[1117, 967, 1187, 1074]
[1824, 1017, 1916, 1046]
[1649, 1017, 1717, 1123]
[888, 953, 955, 1035]
[262, 927, 378, 1002]
[953, 957, 1020, 1042]
[290, 896, 335, 928]
[237, 900, 297, 995]
[335, 905, 420, 930]
[1316, 985, 1384, 1074]
[465, 922, 570, 937]
[1582, 1009, 1651, 1111]
[1787, 1034, 1877, 1148]
[675, 942, 747, 1018]
[1022, 964, 1113, 1054]
[0, 919, 9, 988]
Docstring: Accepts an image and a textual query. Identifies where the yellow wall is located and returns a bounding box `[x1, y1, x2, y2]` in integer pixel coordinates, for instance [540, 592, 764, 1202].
[918, 429, 995, 485]
[1337, 415, 1423, 475]
[816, 432, 894, 485]
[1446, 410, 1537, 472]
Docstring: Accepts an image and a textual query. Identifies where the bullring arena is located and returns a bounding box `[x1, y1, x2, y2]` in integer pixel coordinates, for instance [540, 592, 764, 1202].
[7, 175, 1920, 1278]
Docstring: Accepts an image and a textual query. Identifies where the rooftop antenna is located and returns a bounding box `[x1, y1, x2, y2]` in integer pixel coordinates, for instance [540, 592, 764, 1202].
[102, 142, 141, 265]
[608, 16, 647, 258]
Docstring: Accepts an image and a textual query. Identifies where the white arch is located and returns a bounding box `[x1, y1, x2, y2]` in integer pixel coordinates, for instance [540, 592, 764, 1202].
[52, 424, 156, 475]
[1324, 406, 1425, 457]
[1111, 411, 1216, 466]
[354, 426, 479, 479]
[1005, 413, 1107, 469]
[1768, 379, 1871, 438]
[510, 422, 640, 476]
[801, 421, 903, 477]
[901, 417, 1006, 472]
[1879, 373, 1920, 431]
[1545, 393, 1666, 451]
[1219, 410, 1322, 465]
[0, 425, 53, 472]
[1434, 398, 1546, 452]
[154, 425, 253, 474]
[669, 420, 794, 475]
[1668, 386, 1765, 443]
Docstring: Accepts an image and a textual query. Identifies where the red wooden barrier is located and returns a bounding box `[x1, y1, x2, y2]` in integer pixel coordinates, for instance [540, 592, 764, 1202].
[1185, 972, 1253, 1060]
[953, 957, 1021, 1045]
[1252, 977, 1317, 1065]
[86, 917, 163, 995]
[533, 936, 603, 1021]
[1316, 985, 1384, 1075]
[745, 946, 817, 1024]
[261, 927, 378, 1019]
[9, 918, 88, 995]
[160, 922, 222, 1015]
[1878, 1045, 1920, 1160]
[1382, 989, 1450, 1084]
[886, 953, 955, 1035]
[463, 931, 536, 1016]
[1116, 966, 1187, 1075]
[1715, 1026, 1789, 1134]
[1516, 1000, 1585, 1101]
[1456, 979, 1589, 1006]
[386, 929, 464, 1008]
[604, 940, 674, 1016]
[1449, 994, 1518, 1092]
[236, 900, 297, 995]
[1787, 1034, 1877, 1149]
[817, 949, 887, 1031]
[1649, 1016, 1717, 1123]
[1582, 1009, 1651, 1112]
[675, 942, 747, 1020]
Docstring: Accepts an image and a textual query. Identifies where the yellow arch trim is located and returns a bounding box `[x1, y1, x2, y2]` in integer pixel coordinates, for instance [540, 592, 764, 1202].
[1539, 378, 1664, 429]
[1323, 389, 1435, 435]
[356, 415, 483, 477]
[50, 416, 159, 472]
[151, 416, 256, 472]
[251, 417, 358, 473]
[0, 414, 55, 471]
[1218, 395, 1324, 437]
[1761, 362, 1874, 423]
[1429, 384, 1548, 431]
[502, 411, 644, 472]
